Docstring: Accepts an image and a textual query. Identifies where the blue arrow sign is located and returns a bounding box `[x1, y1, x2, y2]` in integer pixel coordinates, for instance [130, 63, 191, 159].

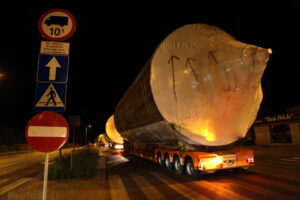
[37, 54, 69, 83]
[34, 83, 67, 112]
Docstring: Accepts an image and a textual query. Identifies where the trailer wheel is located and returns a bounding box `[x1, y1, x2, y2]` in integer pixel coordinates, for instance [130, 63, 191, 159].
[185, 158, 197, 177]
[157, 153, 164, 167]
[174, 157, 183, 174]
[165, 154, 173, 170]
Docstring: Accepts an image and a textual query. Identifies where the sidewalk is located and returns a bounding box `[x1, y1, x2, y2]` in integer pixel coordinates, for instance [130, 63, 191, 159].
[0, 147, 110, 200]
[0, 177, 110, 200]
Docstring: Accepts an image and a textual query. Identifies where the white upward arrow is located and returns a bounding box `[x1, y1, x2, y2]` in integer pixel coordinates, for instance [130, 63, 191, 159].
[46, 57, 61, 81]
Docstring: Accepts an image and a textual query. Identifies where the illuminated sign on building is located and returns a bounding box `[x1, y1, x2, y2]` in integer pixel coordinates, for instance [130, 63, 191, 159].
[255, 113, 300, 124]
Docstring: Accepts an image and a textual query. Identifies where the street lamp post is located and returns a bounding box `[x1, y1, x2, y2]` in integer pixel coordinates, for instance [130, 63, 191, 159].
[85, 124, 91, 146]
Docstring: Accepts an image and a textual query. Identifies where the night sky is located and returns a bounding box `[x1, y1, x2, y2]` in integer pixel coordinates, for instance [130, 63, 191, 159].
[0, 1, 299, 137]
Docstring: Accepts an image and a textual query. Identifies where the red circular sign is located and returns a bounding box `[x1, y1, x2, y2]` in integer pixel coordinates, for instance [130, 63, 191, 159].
[38, 8, 76, 41]
[26, 112, 69, 152]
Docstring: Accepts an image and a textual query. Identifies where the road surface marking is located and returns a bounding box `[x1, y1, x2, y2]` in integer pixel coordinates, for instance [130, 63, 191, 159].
[0, 178, 32, 196]
[291, 157, 300, 160]
[249, 164, 300, 183]
[109, 175, 130, 200]
[279, 158, 300, 162]
[0, 179, 9, 185]
[193, 180, 251, 200]
[226, 177, 296, 200]
[151, 172, 210, 200]
[131, 174, 167, 200]
[266, 159, 300, 166]
[242, 175, 300, 194]
[106, 155, 129, 168]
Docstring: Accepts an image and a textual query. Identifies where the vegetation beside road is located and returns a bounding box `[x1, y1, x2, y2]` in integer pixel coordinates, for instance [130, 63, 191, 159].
[47, 146, 99, 179]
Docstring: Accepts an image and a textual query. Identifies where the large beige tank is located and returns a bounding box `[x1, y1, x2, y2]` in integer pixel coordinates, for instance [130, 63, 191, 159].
[114, 24, 271, 146]
[105, 115, 124, 144]
[98, 133, 109, 145]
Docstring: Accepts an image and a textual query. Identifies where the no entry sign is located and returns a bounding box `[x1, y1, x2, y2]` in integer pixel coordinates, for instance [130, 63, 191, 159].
[26, 111, 69, 152]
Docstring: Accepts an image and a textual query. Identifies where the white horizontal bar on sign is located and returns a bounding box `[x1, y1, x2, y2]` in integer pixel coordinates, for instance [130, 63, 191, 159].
[28, 126, 67, 137]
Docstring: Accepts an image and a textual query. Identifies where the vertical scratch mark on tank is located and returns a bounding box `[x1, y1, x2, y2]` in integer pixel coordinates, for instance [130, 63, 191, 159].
[208, 50, 219, 64]
[168, 55, 180, 102]
[172, 64, 177, 102]
[186, 58, 199, 82]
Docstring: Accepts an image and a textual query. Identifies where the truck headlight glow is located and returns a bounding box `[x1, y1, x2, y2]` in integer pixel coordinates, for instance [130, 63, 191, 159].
[199, 156, 222, 170]
[114, 144, 124, 149]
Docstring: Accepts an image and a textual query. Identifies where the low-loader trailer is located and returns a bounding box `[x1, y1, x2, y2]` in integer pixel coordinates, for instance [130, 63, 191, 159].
[127, 144, 254, 176]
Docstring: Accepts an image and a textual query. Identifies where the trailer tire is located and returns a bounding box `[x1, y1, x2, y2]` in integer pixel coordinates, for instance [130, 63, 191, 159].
[185, 158, 197, 177]
[174, 156, 183, 174]
[165, 154, 173, 170]
[157, 153, 164, 167]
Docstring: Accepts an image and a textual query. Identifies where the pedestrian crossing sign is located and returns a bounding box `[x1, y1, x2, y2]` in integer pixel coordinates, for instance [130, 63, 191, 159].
[34, 83, 66, 112]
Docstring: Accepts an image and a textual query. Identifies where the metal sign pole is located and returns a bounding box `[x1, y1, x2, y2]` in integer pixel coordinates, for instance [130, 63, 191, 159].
[43, 152, 49, 200]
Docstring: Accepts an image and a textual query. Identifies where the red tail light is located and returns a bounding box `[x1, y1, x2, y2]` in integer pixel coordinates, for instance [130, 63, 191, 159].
[247, 157, 254, 163]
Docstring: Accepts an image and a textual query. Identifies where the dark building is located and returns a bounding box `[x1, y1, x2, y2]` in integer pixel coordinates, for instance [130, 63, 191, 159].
[252, 107, 300, 145]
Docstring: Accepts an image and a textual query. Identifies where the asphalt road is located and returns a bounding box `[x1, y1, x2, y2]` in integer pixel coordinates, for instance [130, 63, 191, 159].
[1, 146, 300, 199]
[104, 146, 300, 200]
[0, 148, 72, 196]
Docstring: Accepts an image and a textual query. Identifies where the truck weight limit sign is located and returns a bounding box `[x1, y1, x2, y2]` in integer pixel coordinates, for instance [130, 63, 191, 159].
[38, 9, 76, 41]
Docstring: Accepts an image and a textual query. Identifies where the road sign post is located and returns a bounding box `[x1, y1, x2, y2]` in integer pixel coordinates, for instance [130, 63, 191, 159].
[43, 152, 49, 200]
[69, 115, 80, 169]
[32, 8, 76, 199]
[35, 8, 76, 113]
[26, 111, 69, 200]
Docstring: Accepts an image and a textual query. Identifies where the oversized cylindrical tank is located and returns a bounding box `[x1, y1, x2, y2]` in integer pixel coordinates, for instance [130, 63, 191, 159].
[98, 133, 109, 146]
[105, 115, 124, 144]
[114, 24, 271, 146]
